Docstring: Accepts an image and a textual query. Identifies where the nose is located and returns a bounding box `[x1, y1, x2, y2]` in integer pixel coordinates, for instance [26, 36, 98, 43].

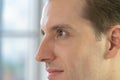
[35, 37, 55, 63]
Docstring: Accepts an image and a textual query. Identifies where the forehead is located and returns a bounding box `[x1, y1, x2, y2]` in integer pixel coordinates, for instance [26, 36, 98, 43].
[41, 0, 87, 30]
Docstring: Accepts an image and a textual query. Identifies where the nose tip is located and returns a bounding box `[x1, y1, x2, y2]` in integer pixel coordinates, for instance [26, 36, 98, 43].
[35, 46, 49, 62]
[35, 53, 41, 62]
[35, 37, 55, 63]
[35, 51, 48, 62]
[35, 49, 55, 63]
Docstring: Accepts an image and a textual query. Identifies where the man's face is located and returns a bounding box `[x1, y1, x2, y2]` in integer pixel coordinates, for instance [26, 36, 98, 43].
[36, 0, 109, 80]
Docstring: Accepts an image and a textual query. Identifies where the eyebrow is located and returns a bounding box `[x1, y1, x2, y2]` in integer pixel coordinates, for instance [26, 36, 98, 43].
[41, 24, 74, 35]
[51, 24, 74, 31]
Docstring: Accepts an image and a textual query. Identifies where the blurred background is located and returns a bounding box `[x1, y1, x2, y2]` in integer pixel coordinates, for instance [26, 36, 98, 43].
[0, 0, 48, 80]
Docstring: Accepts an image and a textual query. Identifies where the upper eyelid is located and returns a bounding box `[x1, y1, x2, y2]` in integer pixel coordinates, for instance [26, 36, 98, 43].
[56, 27, 65, 32]
[55, 27, 70, 37]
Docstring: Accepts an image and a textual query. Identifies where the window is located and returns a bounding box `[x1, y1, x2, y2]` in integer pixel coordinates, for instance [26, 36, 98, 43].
[0, 0, 47, 80]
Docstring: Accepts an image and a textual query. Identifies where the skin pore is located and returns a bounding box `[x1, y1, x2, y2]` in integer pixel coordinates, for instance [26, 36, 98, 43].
[35, 0, 120, 80]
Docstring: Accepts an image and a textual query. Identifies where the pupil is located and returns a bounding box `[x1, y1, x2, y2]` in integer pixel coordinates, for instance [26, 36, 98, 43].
[60, 30, 65, 36]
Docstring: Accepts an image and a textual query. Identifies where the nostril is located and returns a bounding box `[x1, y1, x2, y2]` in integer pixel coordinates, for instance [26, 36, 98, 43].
[41, 58, 54, 63]
[35, 54, 51, 62]
[41, 59, 48, 62]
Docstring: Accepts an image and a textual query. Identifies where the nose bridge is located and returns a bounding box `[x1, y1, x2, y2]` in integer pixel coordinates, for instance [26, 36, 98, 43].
[35, 35, 55, 62]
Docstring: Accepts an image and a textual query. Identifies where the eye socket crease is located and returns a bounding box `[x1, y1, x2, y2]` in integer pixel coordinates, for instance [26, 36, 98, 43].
[51, 24, 74, 32]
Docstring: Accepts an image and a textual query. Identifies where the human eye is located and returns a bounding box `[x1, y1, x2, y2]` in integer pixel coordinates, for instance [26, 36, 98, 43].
[55, 28, 68, 39]
[40, 29, 46, 40]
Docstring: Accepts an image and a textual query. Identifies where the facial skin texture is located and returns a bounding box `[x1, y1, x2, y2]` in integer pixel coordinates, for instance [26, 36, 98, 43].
[35, 0, 120, 80]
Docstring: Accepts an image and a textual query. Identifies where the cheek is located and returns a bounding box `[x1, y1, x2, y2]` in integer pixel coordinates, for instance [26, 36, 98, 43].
[74, 43, 108, 80]
[54, 43, 88, 79]
[54, 37, 107, 80]
[54, 43, 81, 78]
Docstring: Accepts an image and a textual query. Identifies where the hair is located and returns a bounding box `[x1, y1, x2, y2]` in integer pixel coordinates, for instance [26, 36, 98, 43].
[84, 0, 120, 38]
